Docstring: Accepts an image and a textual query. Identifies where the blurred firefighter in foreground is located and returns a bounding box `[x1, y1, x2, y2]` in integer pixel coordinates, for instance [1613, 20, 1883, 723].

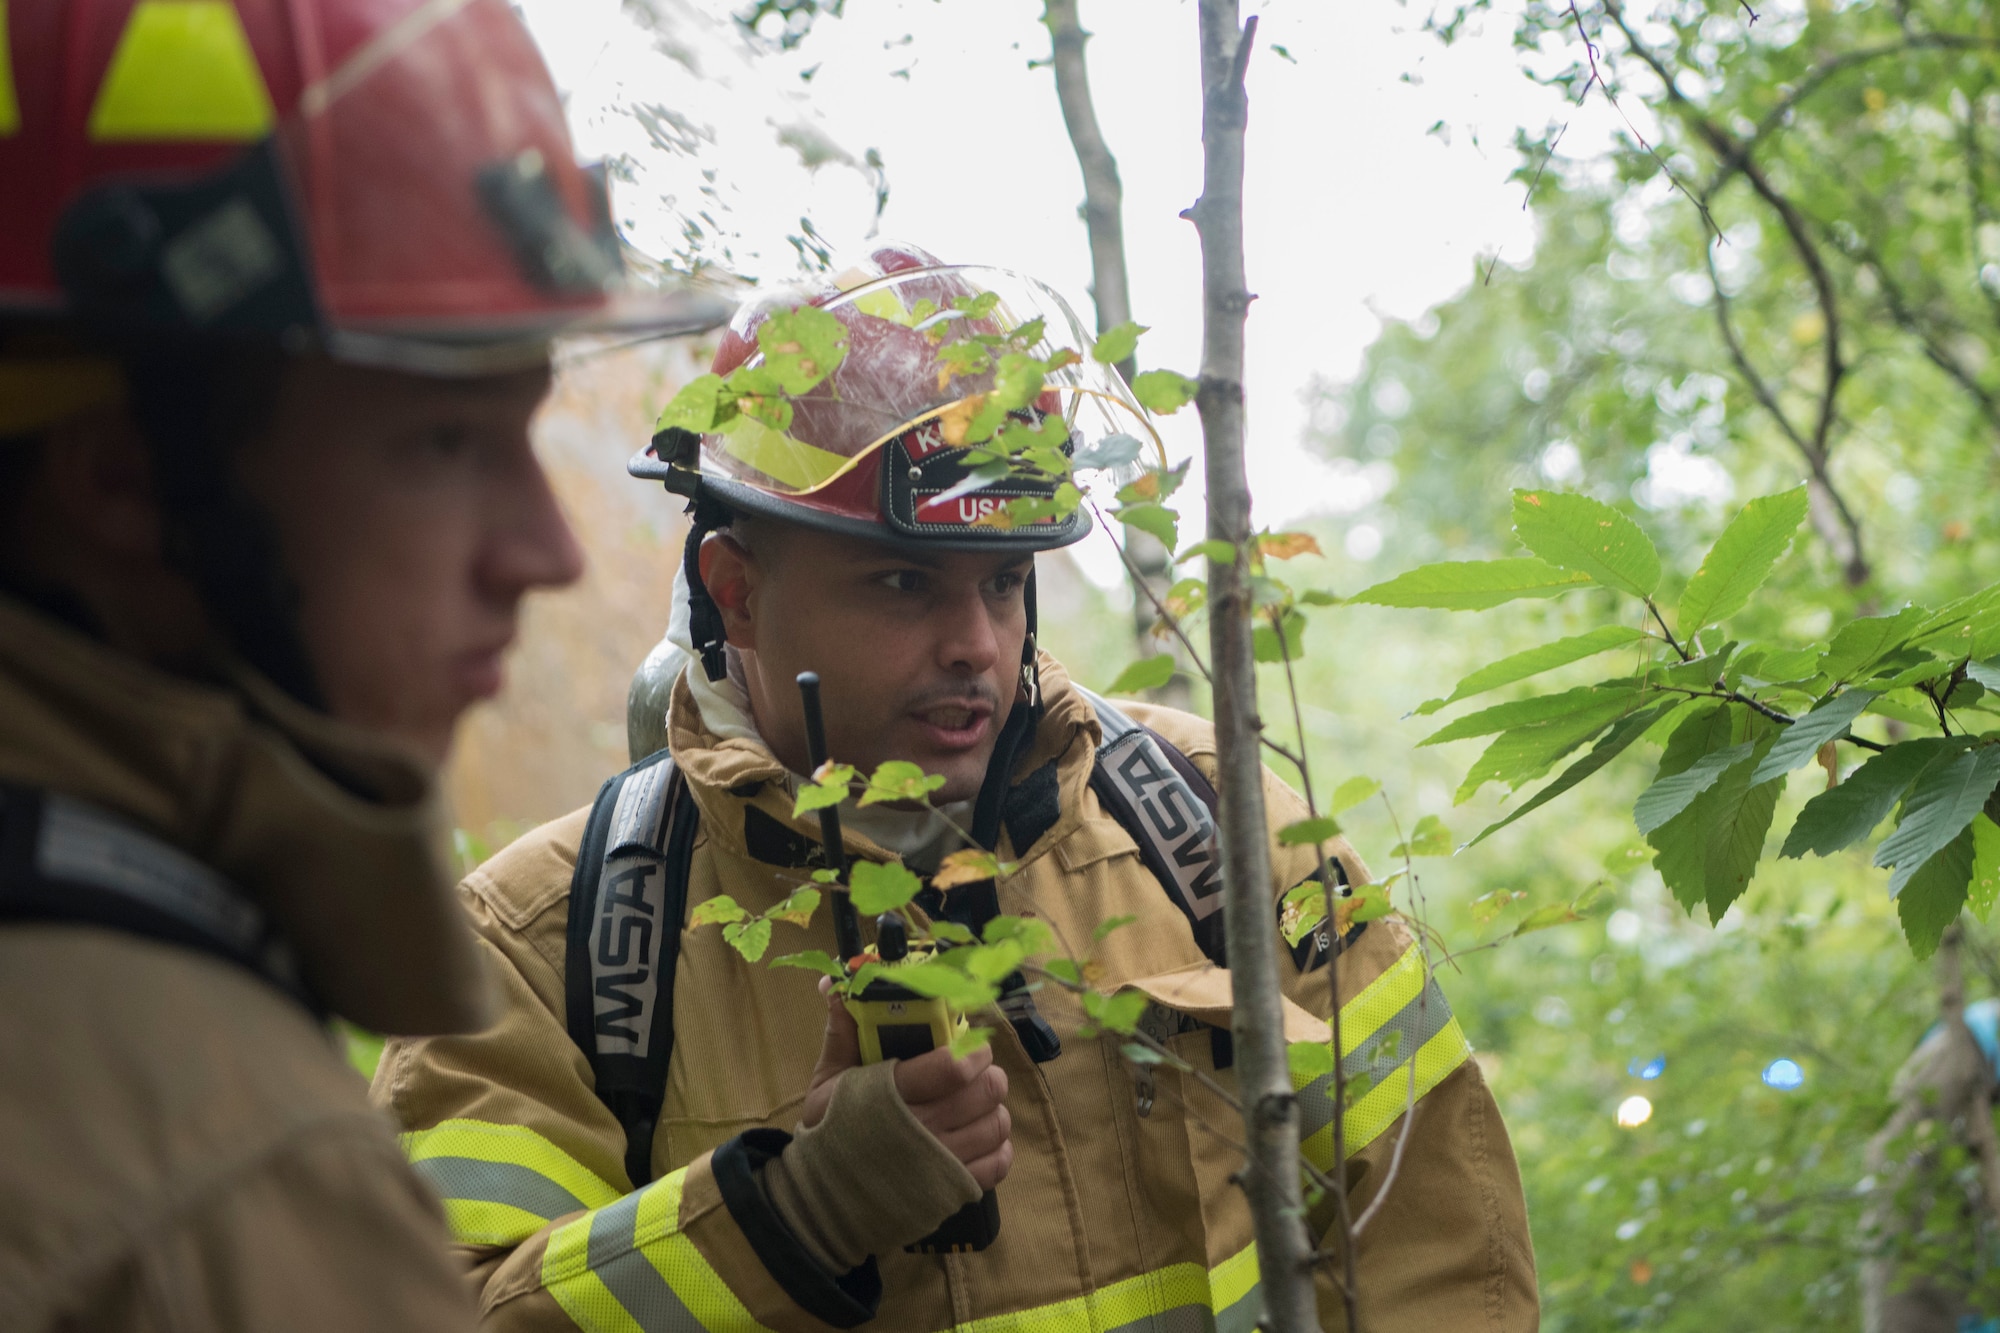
[375, 246, 1539, 1331]
[0, 1, 723, 1327]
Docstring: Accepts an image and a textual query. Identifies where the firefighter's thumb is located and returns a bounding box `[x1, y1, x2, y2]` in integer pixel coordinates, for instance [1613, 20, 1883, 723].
[801, 977, 861, 1129]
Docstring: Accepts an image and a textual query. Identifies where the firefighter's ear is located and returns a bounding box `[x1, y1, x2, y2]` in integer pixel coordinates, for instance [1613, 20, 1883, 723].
[697, 530, 759, 650]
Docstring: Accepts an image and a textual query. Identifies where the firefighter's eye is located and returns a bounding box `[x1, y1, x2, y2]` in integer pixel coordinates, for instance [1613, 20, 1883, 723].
[986, 570, 1027, 597]
[877, 569, 927, 593]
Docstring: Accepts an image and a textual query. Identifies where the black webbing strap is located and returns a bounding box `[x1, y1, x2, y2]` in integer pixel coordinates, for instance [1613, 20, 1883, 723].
[564, 749, 700, 1190]
[0, 782, 316, 1011]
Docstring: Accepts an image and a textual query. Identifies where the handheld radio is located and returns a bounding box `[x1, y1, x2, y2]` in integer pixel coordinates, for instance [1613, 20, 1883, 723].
[796, 672, 1001, 1254]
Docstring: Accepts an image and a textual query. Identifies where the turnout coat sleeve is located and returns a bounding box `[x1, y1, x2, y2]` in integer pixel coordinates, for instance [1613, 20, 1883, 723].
[372, 811, 872, 1333]
[1123, 703, 1540, 1333]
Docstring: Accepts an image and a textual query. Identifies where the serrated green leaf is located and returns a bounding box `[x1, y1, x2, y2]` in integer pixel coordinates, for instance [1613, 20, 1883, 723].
[1421, 683, 1641, 747]
[1964, 659, 2000, 692]
[1875, 746, 2000, 896]
[1456, 690, 1647, 804]
[1287, 1040, 1335, 1082]
[1130, 369, 1199, 414]
[1392, 814, 1454, 858]
[722, 917, 773, 962]
[1084, 989, 1150, 1035]
[1279, 816, 1342, 846]
[794, 770, 853, 817]
[1329, 776, 1382, 815]
[1898, 824, 1976, 958]
[1734, 645, 1823, 685]
[1091, 320, 1147, 365]
[1115, 501, 1179, 552]
[861, 760, 947, 808]
[1676, 485, 1809, 634]
[1646, 711, 1780, 919]
[1349, 558, 1592, 612]
[894, 961, 999, 1010]
[1512, 489, 1661, 599]
[768, 888, 821, 928]
[1819, 607, 1928, 682]
[771, 949, 845, 978]
[1465, 703, 1675, 848]
[1748, 689, 1880, 785]
[949, 1025, 994, 1059]
[690, 895, 748, 927]
[1969, 815, 2000, 923]
[1780, 738, 1969, 859]
[850, 861, 923, 915]
[1106, 654, 1177, 695]
[1634, 740, 1758, 835]
[1417, 626, 1650, 715]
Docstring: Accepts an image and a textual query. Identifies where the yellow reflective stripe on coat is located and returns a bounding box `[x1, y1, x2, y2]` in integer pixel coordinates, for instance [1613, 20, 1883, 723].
[1295, 942, 1471, 1167]
[543, 1168, 773, 1333]
[950, 1243, 1260, 1333]
[401, 1119, 621, 1246]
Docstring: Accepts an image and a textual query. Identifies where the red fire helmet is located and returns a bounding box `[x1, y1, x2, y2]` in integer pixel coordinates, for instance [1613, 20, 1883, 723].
[633, 245, 1163, 552]
[0, 0, 729, 430]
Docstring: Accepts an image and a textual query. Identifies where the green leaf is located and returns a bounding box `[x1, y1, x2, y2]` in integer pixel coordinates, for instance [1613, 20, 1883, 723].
[722, 917, 772, 962]
[1122, 1042, 1169, 1067]
[1083, 989, 1150, 1036]
[1130, 369, 1199, 414]
[655, 373, 730, 434]
[850, 861, 923, 915]
[1511, 489, 1662, 599]
[983, 915, 1056, 954]
[793, 766, 854, 816]
[893, 961, 999, 1010]
[1456, 690, 1647, 804]
[1279, 816, 1343, 846]
[1875, 746, 2000, 896]
[1416, 626, 1650, 715]
[1300, 589, 1341, 607]
[810, 868, 840, 884]
[1287, 1040, 1335, 1082]
[1470, 889, 1526, 924]
[928, 921, 977, 945]
[771, 950, 845, 978]
[1349, 558, 1592, 612]
[1780, 739, 1969, 859]
[1252, 610, 1307, 663]
[1634, 741, 1758, 835]
[756, 305, 848, 395]
[861, 760, 947, 808]
[1513, 901, 1585, 937]
[1465, 703, 1676, 848]
[1091, 320, 1147, 365]
[1070, 432, 1145, 471]
[1392, 814, 1454, 858]
[1093, 913, 1138, 943]
[1345, 879, 1396, 925]
[1106, 654, 1177, 695]
[949, 1025, 994, 1059]
[951, 940, 1027, 986]
[1898, 824, 1976, 958]
[690, 895, 748, 928]
[1675, 485, 1809, 634]
[1178, 539, 1237, 566]
[1421, 683, 1641, 747]
[1647, 710, 1781, 919]
[1970, 815, 2000, 923]
[1329, 776, 1382, 814]
[1043, 957, 1082, 986]
[1748, 690, 1881, 785]
[1115, 501, 1179, 552]
[1819, 607, 1928, 682]
[767, 888, 821, 928]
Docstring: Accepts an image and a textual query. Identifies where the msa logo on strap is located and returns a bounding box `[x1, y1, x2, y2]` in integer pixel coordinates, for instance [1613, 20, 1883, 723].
[590, 763, 675, 1058]
[1099, 729, 1223, 922]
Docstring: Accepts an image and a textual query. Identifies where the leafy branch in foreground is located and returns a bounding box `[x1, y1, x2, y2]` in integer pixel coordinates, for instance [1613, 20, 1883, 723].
[1352, 483, 2000, 955]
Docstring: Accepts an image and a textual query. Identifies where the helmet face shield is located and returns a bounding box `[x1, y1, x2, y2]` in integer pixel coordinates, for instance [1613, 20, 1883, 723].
[649, 264, 1163, 548]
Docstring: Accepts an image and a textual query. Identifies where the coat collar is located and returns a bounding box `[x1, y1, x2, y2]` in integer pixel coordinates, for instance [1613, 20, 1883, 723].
[0, 594, 493, 1035]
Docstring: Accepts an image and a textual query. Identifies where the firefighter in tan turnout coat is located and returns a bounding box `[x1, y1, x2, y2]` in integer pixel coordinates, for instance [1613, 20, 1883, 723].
[376, 250, 1538, 1331]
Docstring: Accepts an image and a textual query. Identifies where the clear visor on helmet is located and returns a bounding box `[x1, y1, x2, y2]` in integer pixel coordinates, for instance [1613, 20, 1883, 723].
[697, 265, 1164, 498]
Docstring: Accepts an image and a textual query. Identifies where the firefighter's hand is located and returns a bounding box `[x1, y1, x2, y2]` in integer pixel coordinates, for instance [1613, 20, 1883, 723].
[800, 982, 1014, 1191]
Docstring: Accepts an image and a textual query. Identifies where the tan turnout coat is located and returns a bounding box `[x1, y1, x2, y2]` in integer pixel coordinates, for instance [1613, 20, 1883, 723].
[0, 595, 486, 1332]
[376, 657, 1538, 1331]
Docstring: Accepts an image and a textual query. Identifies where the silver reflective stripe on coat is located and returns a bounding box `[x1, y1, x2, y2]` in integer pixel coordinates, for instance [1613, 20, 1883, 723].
[1077, 686, 1223, 924]
[590, 764, 678, 1059]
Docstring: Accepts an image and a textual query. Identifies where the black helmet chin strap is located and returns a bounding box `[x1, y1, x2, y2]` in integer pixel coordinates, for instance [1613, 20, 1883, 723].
[681, 488, 736, 682]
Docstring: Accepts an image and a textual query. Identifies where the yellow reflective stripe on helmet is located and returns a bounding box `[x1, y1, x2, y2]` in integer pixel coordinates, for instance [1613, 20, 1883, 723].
[1294, 942, 1473, 1167]
[0, 1, 19, 136]
[542, 1167, 772, 1333]
[401, 1119, 621, 1246]
[88, 0, 275, 142]
[952, 1243, 1259, 1333]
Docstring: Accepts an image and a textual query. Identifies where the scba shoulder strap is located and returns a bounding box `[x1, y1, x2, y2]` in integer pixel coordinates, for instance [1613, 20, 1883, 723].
[0, 783, 316, 1010]
[563, 695, 1228, 1188]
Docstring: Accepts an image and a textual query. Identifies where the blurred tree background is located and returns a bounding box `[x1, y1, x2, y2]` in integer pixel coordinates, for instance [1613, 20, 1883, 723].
[444, 0, 2000, 1324]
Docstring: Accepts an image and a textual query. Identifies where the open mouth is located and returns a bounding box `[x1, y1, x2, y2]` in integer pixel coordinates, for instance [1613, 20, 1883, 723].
[912, 701, 994, 750]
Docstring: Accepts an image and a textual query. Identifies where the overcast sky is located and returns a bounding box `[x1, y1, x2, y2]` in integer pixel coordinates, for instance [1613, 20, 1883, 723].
[517, 0, 1634, 578]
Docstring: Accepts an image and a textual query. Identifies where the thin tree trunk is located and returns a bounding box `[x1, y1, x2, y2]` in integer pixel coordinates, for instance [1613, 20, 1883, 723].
[1189, 6, 1320, 1331]
[1042, 0, 1190, 709]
